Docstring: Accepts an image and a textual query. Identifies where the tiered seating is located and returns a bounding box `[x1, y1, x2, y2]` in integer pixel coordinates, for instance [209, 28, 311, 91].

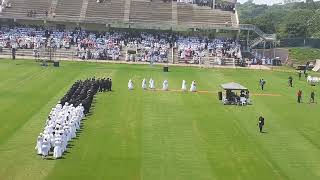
[192, 8, 232, 25]
[177, 4, 193, 24]
[55, 0, 82, 18]
[150, 0, 172, 23]
[177, 4, 233, 26]
[129, 1, 151, 22]
[1, 0, 51, 17]
[129, 0, 172, 23]
[86, 0, 125, 22]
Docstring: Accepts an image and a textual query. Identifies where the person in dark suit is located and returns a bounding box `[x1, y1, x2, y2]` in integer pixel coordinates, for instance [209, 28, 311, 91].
[298, 71, 302, 80]
[109, 78, 112, 91]
[259, 79, 266, 90]
[12, 48, 16, 60]
[258, 116, 265, 133]
[288, 76, 293, 87]
[310, 91, 315, 103]
[106, 78, 110, 91]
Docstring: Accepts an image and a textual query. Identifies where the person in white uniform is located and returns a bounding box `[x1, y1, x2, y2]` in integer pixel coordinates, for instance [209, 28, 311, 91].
[162, 80, 168, 91]
[142, 78, 147, 90]
[35, 134, 43, 155]
[190, 80, 197, 92]
[128, 79, 134, 90]
[53, 139, 62, 159]
[149, 78, 155, 89]
[181, 80, 187, 91]
[41, 138, 50, 159]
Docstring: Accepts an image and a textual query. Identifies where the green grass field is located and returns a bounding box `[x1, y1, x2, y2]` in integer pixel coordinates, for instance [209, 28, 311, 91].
[0, 59, 320, 180]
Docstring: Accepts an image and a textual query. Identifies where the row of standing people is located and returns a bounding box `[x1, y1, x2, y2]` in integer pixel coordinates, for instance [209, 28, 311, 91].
[128, 79, 197, 92]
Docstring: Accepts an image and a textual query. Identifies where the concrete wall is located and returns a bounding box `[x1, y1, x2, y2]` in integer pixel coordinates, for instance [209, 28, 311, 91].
[252, 48, 289, 63]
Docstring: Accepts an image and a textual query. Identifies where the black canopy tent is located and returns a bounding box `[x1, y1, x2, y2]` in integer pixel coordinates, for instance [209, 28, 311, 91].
[220, 82, 250, 105]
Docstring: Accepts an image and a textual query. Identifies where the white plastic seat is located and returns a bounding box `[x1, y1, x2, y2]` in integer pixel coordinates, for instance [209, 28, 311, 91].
[240, 97, 246, 106]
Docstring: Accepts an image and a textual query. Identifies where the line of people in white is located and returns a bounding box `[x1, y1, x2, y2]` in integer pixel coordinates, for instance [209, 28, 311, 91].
[35, 102, 85, 159]
[128, 79, 197, 92]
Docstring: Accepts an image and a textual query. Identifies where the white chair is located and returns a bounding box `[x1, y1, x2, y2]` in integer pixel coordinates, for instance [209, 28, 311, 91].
[240, 97, 246, 106]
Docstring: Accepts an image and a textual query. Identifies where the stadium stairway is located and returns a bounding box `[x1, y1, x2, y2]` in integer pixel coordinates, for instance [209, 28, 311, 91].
[239, 24, 276, 49]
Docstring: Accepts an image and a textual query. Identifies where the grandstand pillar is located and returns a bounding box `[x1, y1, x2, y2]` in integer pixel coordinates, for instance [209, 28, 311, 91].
[212, 0, 215, 9]
[263, 41, 266, 58]
[246, 30, 250, 51]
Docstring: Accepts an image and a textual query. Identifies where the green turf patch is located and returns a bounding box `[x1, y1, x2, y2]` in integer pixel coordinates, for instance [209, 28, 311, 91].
[0, 59, 320, 180]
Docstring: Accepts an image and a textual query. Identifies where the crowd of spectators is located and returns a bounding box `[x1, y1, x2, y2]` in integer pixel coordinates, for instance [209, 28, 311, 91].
[215, 3, 235, 12]
[0, 25, 241, 64]
[177, 0, 212, 8]
[176, 36, 240, 64]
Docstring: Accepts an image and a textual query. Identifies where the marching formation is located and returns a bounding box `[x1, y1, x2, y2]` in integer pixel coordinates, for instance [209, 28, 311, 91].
[128, 79, 197, 92]
[35, 77, 112, 159]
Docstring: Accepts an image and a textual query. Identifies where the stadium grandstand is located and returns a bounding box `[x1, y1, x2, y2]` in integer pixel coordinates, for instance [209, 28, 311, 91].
[0, 0, 276, 66]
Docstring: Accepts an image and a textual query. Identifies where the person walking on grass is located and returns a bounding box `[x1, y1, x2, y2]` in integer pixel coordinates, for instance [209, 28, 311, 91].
[298, 71, 302, 80]
[259, 79, 266, 90]
[297, 90, 302, 103]
[310, 91, 315, 103]
[257, 116, 265, 133]
[288, 76, 293, 87]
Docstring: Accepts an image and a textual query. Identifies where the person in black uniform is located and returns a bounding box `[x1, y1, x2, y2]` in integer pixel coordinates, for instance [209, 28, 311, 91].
[298, 71, 302, 80]
[288, 76, 293, 87]
[310, 91, 315, 103]
[109, 78, 112, 91]
[258, 116, 265, 133]
[259, 79, 266, 90]
[106, 78, 110, 92]
[98, 79, 103, 92]
[12, 48, 16, 60]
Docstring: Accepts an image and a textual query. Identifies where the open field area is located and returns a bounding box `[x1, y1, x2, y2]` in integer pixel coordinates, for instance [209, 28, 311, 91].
[0, 59, 320, 180]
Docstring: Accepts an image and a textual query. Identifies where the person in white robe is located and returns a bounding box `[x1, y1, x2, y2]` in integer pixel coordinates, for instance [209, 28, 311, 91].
[190, 80, 197, 92]
[53, 139, 62, 159]
[149, 78, 155, 89]
[128, 79, 134, 90]
[181, 80, 187, 91]
[41, 138, 50, 158]
[35, 135, 43, 155]
[162, 80, 168, 91]
[142, 78, 147, 90]
[36, 101, 85, 159]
